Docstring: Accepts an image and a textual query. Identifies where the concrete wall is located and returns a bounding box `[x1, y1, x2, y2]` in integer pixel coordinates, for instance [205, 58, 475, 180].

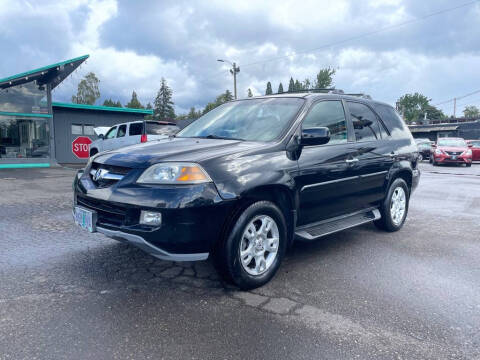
[53, 107, 145, 163]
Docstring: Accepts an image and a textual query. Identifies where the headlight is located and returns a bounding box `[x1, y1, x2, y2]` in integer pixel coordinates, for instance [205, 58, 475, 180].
[435, 149, 443, 155]
[464, 149, 472, 156]
[137, 162, 212, 184]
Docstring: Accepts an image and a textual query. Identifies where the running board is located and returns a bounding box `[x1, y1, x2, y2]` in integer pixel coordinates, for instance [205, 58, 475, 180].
[295, 208, 381, 241]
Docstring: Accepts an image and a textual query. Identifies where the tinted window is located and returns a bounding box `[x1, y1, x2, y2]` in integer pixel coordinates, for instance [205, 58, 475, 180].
[302, 100, 347, 144]
[129, 122, 143, 136]
[146, 123, 180, 136]
[105, 126, 117, 139]
[347, 102, 380, 142]
[374, 104, 410, 139]
[117, 124, 127, 137]
[437, 138, 467, 147]
[470, 141, 480, 148]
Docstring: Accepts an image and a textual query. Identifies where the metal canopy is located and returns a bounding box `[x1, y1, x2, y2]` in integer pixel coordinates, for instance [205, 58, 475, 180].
[0, 55, 89, 90]
[409, 125, 459, 133]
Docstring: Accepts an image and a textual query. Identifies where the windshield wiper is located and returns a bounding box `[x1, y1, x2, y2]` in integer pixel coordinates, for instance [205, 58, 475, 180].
[197, 134, 245, 141]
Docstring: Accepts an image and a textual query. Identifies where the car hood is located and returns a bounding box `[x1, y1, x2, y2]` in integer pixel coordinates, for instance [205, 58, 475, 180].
[92, 137, 266, 168]
[437, 146, 467, 152]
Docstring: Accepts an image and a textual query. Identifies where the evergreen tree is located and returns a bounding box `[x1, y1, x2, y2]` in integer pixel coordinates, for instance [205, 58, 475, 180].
[72, 72, 100, 105]
[277, 83, 284, 94]
[247, 88, 253, 97]
[294, 79, 302, 91]
[265, 82, 273, 95]
[188, 107, 198, 119]
[145, 102, 153, 119]
[154, 78, 176, 121]
[303, 78, 311, 91]
[125, 91, 144, 109]
[288, 77, 295, 93]
[103, 98, 122, 107]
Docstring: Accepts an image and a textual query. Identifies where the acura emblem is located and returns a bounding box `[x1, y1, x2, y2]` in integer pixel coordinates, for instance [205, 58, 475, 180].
[93, 169, 109, 181]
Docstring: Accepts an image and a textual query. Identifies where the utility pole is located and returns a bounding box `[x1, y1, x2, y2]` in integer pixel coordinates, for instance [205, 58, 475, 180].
[217, 59, 240, 99]
[453, 98, 456, 118]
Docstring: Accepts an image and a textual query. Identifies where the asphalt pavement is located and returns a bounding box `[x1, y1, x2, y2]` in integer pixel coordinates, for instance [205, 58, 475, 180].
[0, 162, 479, 359]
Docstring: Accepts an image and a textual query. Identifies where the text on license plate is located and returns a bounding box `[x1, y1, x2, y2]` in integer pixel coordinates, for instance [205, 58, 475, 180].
[74, 206, 96, 232]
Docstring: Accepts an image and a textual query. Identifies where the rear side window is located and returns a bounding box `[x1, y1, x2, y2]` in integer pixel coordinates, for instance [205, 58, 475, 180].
[302, 100, 348, 144]
[374, 104, 410, 139]
[117, 124, 127, 138]
[347, 102, 381, 142]
[146, 123, 180, 136]
[129, 122, 143, 136]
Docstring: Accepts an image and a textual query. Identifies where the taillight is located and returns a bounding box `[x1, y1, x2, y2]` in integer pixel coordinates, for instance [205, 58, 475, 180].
[141, 134, 148, 143]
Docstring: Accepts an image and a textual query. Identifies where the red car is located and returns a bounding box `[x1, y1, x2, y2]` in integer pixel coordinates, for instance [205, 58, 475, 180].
[430, 137, 472, 167]
[466, 140, 480, 161]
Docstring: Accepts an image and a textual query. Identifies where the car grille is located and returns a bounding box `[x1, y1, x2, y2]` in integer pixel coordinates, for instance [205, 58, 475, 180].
[90, 162, 132, 188]
[446, 151, 462, 156]
[76, 196, 139, 227]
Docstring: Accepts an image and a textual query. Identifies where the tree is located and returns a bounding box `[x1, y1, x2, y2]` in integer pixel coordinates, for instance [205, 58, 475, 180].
[71, 72, 100, 105]
[125, 91, 144, 109]
[424, 104, 445, 121]
[313, 67, 336, 89]
[103, 98, 122, 107]
[277, 83, 284, 94]
[288, 77, 295, 93]
[145, 102, 153, 119]
[202, 90, 234, 115]
[294, 79, 302, 91]
[303, 78, 311, 90]
[265, 82, 273, 95]
[463, 105, 480, 119]
[247, 88, 253, 97]
[397, 93, 431, 124]
[154, 78, 175, 120]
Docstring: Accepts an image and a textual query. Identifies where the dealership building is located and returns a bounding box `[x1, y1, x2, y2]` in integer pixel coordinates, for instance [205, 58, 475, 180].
[0, 55, 153, 168]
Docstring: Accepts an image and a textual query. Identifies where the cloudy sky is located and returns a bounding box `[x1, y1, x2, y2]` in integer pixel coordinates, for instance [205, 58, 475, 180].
[1, 0, 479, 115]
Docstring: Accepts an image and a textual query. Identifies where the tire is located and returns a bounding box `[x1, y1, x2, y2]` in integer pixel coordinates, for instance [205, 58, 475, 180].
[432, 158, 437, 166]
[374, 178, 410, 232]
[215, 201, 287, 290]
[466, 163, 472, 167]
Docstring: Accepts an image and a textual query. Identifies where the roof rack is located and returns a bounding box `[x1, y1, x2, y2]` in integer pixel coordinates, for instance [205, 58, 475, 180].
[271, 88, 371, 98]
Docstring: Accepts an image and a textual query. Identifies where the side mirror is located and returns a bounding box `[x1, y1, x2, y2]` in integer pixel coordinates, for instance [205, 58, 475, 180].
[301, 127, 331, 146]
[468, 143, 473, 148]
[431, 143, 436, 148]
[98, 134, 104, 140]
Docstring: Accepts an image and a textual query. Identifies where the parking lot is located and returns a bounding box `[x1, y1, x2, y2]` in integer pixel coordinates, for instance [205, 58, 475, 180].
[0, 162, 479, 360]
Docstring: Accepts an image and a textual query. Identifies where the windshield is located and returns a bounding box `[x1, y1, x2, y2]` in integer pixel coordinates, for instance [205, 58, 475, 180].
[437, 138, 467, 147]
[177, 98, 304, 141]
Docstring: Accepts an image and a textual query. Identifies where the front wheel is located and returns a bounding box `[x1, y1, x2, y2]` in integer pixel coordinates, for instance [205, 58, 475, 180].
[466, 163, 472, 167]
[216, 201, 287, 290]
[374, 178, 410, 232]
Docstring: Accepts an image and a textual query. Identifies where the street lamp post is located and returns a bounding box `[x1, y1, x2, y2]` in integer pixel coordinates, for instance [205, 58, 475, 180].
[217, 59, 240, 100]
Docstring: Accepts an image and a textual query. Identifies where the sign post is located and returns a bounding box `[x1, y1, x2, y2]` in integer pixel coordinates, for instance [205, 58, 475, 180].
[72, 136, 92, 159]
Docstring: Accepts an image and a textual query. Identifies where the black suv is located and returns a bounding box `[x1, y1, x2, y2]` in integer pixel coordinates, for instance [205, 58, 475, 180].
[73, 93, 420, 289]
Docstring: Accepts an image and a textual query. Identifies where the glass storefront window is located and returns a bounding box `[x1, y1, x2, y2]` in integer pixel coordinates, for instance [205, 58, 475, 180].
[0, 115, 49, 158]
[0, 81, 48, 114]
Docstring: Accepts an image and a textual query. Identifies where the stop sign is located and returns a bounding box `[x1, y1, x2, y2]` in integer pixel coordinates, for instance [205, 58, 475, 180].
[72, 136, 92, 159]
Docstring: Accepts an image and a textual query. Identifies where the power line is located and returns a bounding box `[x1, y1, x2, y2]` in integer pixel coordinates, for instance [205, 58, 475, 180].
[239, 0, 479, 69]
[434, 89, 480, 106]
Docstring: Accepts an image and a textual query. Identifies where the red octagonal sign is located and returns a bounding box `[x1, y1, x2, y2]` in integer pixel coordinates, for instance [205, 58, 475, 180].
[72, 136, 92, 159]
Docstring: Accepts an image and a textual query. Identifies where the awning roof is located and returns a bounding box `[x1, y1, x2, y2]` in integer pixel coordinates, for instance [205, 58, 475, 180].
[409, 125, 459, 133]
[0, 55, 89, 90]
[52, 102, 153, 115]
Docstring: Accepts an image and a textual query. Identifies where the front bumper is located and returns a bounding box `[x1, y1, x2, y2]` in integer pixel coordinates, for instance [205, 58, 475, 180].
[96, 226, 209, 261]
[74, 168, 236, 261]
[433, 154, 472, 164]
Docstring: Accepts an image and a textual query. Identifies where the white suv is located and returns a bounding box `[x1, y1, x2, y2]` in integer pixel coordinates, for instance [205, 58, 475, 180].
[89, 121, 180, 156]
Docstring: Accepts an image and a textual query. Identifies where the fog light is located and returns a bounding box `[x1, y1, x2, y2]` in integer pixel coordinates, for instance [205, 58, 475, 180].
[140, 211, 162, 226]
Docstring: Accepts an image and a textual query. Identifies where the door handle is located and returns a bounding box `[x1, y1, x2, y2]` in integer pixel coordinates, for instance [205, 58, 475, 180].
[345, 158, 359, 163]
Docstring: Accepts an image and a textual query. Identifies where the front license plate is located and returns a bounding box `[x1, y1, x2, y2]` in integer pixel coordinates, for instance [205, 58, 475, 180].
[74, 206, 97, 232]
[451, 156, 457, 160]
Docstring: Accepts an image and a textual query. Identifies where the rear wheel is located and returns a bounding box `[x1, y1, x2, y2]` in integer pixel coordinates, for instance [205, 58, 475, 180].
[215, 201, 287, 290]
[374, 178, 409, 232]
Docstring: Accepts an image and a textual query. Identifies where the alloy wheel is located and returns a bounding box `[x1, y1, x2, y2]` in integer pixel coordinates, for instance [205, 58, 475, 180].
[390, 187, 406, 226]
[239, 215, 279, 276]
